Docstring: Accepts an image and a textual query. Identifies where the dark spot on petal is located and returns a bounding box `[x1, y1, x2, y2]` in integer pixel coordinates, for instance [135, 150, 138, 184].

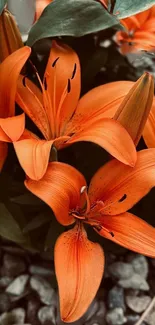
[67, 79, 71, 93]
[110, 231, 114, 237]
[118, 194, 127, 202]
[52, 57, 59, 67]
[71, 63, 77, 79]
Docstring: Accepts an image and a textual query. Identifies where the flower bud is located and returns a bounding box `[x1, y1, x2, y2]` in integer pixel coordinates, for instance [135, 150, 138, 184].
[0, 8, 23, 62]
[114, 72, 154, 146]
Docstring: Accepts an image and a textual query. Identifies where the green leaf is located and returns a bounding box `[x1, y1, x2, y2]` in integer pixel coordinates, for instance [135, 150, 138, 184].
[114, 0, 155, 18]
[0, 0, 6, 14]
[0, 203, 28, 243]
[27, 0, 120, 46]
[23, 212, 52, 233]
[11, 192, 44, 205]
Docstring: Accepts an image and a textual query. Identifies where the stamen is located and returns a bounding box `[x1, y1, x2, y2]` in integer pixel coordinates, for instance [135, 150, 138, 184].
[80, 186, 90, 215]
[67, 79, 71, 93]
[93, 223, 115, 238]
[118, 194, 127, 202]
[71, 63, 77, 79]
[52, 57, 59, 67]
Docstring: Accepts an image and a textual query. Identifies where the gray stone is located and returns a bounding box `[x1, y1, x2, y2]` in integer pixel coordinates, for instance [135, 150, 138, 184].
[108, 286, 125, 310]
[108, 262, 134, 279]
[106, 308, 127, 325]
[0, 293, 12, 313]
[29, 265, 54, 277]
[27, 296, 41, 325]
[30, 276, 56, 305]
[126, 295, 151, 313]
[0, 277, 13, 288]
[6, 275, 29, 296]
[0, 308, 25, 325]
[126, 314, 140, 324]
[118, 274, 149, 290]
[127, 254, 149, 279]
[1, 254, 26, 277]
[38, 306, 56, 324]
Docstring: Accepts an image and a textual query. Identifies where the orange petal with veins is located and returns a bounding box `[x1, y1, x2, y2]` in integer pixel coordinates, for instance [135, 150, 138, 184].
[14, 137, 54, 180]
[0, 113, 25, 142]
[89, 149, 155, 215]
[0, 46, 31, 118]
[44, 41, 80, 136]
[66, 118, 137, 167]
[16, 75, 52, 140]
[55, 223, 104, 322]
[96, 212, 155, 257]
[25, 162, 86, 225]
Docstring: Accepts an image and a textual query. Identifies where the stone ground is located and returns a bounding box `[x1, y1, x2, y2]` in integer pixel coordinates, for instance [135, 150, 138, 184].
[0, 239, 154, 325]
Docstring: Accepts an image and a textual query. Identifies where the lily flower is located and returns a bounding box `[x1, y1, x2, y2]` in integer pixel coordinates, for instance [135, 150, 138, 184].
[116, 6, 155, 54]
[0, 47, 30, 170]
[14, 41, 136, 181]
[25, 148, 155, 322]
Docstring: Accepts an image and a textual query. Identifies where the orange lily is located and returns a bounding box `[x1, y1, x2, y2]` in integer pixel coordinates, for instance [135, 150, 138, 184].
[116, 6, 155, 54]
[0, 47, 30, 170]
[13, 41, 136, 180]
[25, 149, 155, 322]
[35, 0, 52, 20]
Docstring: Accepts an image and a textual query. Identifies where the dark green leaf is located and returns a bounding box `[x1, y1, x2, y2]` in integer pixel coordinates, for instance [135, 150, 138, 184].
[0, 0, 6, 14]
[0, 203, 28, 243]
[27, 0, 120, 46]
[114, 0, 155, 18]
[11, 192, 43, 205]
[23, 212, 52, 233]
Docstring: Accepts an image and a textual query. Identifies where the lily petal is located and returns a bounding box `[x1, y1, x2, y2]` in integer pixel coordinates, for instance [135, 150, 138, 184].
[66, 81, 134, 134]
[44, 41, 80, 136]
[114, 72, 154, 145]
[14, 137, 54, 180]
[96, 212, 155, 257]
[89, 149, 155, 215]
[55, 223, 104, 322]
[0, 113, 25, 142]
[143, 98, 155, 148]
[0, 142, 8, 170]
[0, 46, 31, 118]
[66, 118, 137, 167]
[25, 162, 86, 225]
[16, 75, 51, 140]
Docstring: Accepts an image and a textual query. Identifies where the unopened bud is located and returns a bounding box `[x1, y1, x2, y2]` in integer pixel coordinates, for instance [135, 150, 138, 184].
[0, 9, 23, 62]
[114, 72, 154, 146]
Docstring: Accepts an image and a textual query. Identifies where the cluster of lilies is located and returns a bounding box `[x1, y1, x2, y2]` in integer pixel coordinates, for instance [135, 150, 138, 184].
[1, 2, 155, 323]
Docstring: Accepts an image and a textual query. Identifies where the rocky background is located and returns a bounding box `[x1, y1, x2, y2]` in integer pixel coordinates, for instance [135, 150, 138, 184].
[0, 237, 154, 325]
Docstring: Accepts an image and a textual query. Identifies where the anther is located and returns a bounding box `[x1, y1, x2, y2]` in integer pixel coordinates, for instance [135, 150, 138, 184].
[22, 76, 27, 87]
[52, 57, 59, 67]
[67, 79, 71, 93]
[71, 63, 77, 79]
[118, 194, 127, 202]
